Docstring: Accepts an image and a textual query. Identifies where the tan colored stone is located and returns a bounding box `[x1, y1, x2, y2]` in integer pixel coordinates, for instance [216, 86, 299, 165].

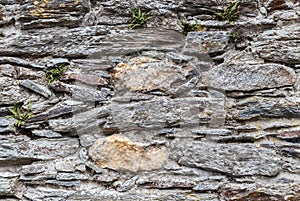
[88, 135, 167, 172]
[110, 56, 187, 93]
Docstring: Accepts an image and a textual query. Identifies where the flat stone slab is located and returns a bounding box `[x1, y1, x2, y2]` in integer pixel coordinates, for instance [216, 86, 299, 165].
[106, 97, 224, 132]
[254, 23, 300, 64]
[49, 81, 109, 102]
[230, 97, 300, 120]
[19, 0, 89, 29]
[203, 63, 295, 91]
[0, 135, 79, 162]
[173, 141, 282, 176]
[1, 27, 184, 57]
[254, 41, 300, 64]
[20, 79, 52, 98]
[49, 97, 224, 133]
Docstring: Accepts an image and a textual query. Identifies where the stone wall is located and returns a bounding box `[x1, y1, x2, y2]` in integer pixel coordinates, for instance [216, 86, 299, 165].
[1, 0, 300, 200]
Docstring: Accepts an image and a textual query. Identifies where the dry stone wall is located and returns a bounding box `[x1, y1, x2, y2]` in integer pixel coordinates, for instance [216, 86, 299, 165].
[1, 0, 300, 200]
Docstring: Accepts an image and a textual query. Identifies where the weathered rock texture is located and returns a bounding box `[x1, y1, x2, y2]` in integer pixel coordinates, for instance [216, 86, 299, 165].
[1, 0, 300, 200]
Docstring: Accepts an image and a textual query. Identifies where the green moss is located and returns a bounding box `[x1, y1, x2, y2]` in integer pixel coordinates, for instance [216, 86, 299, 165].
[129, 8, 152, 29]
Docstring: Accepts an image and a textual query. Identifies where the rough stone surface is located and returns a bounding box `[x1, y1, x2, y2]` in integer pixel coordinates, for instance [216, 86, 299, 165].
[1, 0, 300, 200]
[0, 135, 79, 162]
[183, 31, 229, 54]
[89, 135, 167, 172]
[20, 79, 52, 98]
[203, 63, 295, 91]
[174, 141, 282, 176]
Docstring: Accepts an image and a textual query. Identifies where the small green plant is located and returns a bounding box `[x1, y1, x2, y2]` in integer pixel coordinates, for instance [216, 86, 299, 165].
[178, 14, 203, 35]
[129, 8, 152, 29]
[6, 103, 34, 128]
[217, 1, 240, 25]
[229, 30, 242, 43]
[229, 27, 247, 48]
[46, 64, 68, 84]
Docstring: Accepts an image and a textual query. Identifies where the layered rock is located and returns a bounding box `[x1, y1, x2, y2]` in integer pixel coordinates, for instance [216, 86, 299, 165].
[1, 0, 300, 200]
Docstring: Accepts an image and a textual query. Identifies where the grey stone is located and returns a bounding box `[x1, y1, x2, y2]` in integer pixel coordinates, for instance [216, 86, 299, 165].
[48, 106, 109, 133]
[117, 175, 139, 192]
[254, 23, 300, 63]
[16, 67, 46, 81]
[0, 178, 16, 196]
[45, 180, 80, 187]
[174, 141, 282, 176]
[93, 172, 120, 183]
[0, 64, 16, 77]
[54, 157, 84, 172]
[0, 77, 25, 105]
[68, 189, 219, 201]
[191, 129, 232, 136]
[106, 97, 224, 132]
[183, 31, 229, 54]
[193, 182, 222, 192]
[254, 40, 300, 64]
[27, 100, 89, 123]
[71, 59, 112, 71]
[46, 58, 69, 68]
[24, 187, 76, 201]
[20, 79, 52, 98]
[1, 27, 184, 57]
[49, 81, 109, 102]
[0, 172, 19, 178]
[56, 173, 89, 181]
[272, 10, 300, 21]
[264, 0, 298, 11]
[1, 0, 300, 199]
[137, 173, 204, 189]
[203, 63, 295, 91]
[90, 28, 185, 57]
[19, 0, 89, 29]
[21, 164, 45, 175]
[61, 72, 108, 86]
[0, 57, 44, 69]
[231, 97, 300, 120]
[31, 130, 62, 138]
[79, 134, 97, 147]
[219, 181, 300, 201]
[0, 117, 15, 134]
[85, 161, 104, 174]
[0, 135, 79, 162]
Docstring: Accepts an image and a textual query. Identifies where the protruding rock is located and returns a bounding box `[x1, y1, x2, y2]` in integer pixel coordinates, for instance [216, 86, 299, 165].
[19, 0, 90, 29]
[49, 81, 109, 102]
[20, 79, 52, 98]
[173, 141, 282, 176]
[183, 31, 229, 54]
[111, 56, 191, 94]
[89, 135, 167, 172]
[203, 64, 295, 91]
[0, 135, 79, 162]
[0, 178, 17, 196]
[61, 72, 107, 86]
[0, 57, 44, 69]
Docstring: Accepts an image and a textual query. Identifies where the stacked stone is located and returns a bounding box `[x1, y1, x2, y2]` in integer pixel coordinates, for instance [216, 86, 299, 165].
[0, 0, 300, 200]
